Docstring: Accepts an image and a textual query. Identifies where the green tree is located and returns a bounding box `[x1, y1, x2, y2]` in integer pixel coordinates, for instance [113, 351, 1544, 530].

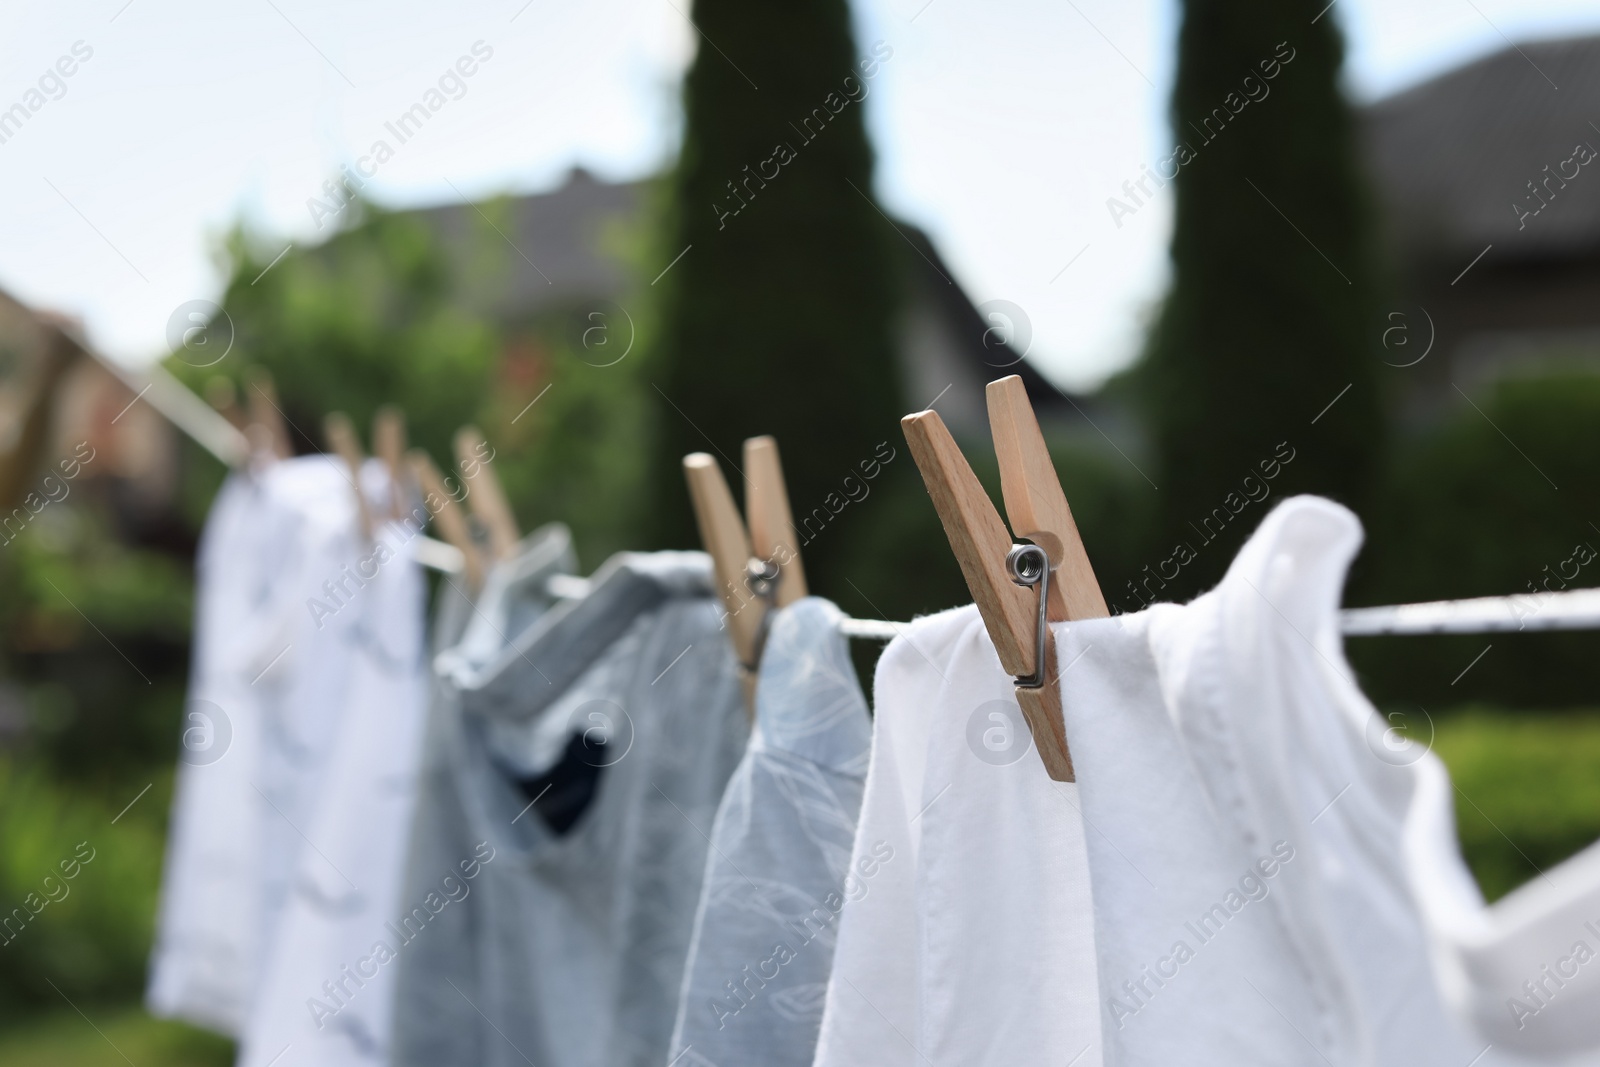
[175, 201, 656, 569]
[186, 209, 498, 467]
[1138, 0, 1384, 594]
[647, 1, 904, 590]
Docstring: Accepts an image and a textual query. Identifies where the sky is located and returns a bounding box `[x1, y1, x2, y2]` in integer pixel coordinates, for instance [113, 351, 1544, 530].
[1, 0, 1598, 390]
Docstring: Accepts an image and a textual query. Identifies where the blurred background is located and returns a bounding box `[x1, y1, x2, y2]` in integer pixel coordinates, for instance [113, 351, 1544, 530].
[2, 0, 1600, 1061]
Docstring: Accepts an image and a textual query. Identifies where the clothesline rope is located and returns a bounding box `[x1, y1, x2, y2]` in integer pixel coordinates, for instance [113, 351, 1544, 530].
[1339, 586, 1600, 635]
[842, 587, 1600, 643]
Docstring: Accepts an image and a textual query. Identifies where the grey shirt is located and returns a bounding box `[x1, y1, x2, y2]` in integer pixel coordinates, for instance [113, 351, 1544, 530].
[393, 550, 748, 1067]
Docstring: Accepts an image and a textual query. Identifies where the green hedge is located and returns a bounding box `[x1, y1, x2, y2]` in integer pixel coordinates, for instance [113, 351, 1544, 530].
[0, 761, 167, 1018]
[1351, 373, 1600, 709]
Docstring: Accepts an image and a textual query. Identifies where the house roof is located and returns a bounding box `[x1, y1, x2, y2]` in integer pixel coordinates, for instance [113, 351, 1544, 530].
[408, 168, 1071, 417]
[419, 167, 641, 322]
[1362, 34, 1600, 268]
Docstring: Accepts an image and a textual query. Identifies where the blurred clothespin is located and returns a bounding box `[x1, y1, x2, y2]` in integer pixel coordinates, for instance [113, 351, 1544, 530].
[324, 411, 372, 540]
[244, 367, 292, 462]
[455, 426, 519, 565]
[683, 435, 808, 714]
[373, 406, 408, 521]
[410, 449, 485, 591]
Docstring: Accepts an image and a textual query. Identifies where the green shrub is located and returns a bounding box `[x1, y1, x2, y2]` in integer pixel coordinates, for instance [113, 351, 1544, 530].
[0, 506, 191, 785]
[0, 760, 168, 1018]
[0, 1006, 230, 1065]
[1351, 373, 1600, 708]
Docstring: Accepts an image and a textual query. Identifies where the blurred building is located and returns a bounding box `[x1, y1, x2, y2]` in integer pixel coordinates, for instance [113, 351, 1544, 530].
[412, 167, 1081, 441]
[0, 289, 179, 536]
[1363, 33, 1600, 419]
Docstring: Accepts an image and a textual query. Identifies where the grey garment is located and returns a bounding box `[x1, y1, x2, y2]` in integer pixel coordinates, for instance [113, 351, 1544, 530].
[669, 598, 871, 1067]
[447, 523, 578, 666]
[390, 526, 574, 1067]
[392, 550, 748, 1067]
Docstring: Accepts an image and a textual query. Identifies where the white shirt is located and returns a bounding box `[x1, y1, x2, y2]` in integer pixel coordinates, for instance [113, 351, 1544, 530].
[147, 472, 269, 1035]
[1407, 755, 1600, 1060]
[237, 518, 430, 1067]
[148, 456, 364, 1034]
[812, 604, 1103, 1067]
[1056, 495, 1525, 1066]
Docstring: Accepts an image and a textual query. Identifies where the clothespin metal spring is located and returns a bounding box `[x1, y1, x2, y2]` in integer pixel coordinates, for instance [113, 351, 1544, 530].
[743, 556, 782, 673]
[1006, 543, 1051, 691]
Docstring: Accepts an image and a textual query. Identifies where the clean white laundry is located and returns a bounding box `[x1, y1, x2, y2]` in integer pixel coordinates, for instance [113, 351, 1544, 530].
[1054, 495, 1528, 1066]
[147, 471, 270, 1035]
[237, 517, 430, 1067]
[247, 457, 371, 1002]
[1407, 755, 1600, 1060]
[670, 597, 872, 1067]
[147, 455, 363, 1035]
[812, 604, 1103, 1067]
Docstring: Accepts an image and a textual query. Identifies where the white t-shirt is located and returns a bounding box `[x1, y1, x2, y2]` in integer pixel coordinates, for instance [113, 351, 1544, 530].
[147, 471, 271, 1035]
[148, 456, 364, 1035]
[1055, 495, 1526, 1066]
[1407, 754, 1600, 1061]
[237, 518, 430, 1067]
[812, 604, 1103, 1067]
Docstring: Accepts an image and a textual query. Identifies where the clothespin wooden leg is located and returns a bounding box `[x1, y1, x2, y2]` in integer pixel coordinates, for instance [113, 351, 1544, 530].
[325, 412, 373, 540]
[986, 376, 1107, 620]
[410, 449, 485, 591]
[684, 453, 762, 716]
[373, 406, 407, 521]
[245, 367, 292, 460]
[455, 426, 521, 564]
[743, 436, 808, 607]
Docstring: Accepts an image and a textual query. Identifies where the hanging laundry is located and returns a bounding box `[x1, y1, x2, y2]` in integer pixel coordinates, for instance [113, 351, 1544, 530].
[247, 456, 378, 1001]
[146, 454, 363, 1035]
[1407, 744, 1600, 1059]
[387, 523, 575, 1063]
[147, 472, 271, 1035]
[669, 597, 872, 1067]
[235, 500, 431, 1067]
[812, 603, 1103, 1067]
[1053, 496, 1517, 1066]
[390, 550, 748, 1067]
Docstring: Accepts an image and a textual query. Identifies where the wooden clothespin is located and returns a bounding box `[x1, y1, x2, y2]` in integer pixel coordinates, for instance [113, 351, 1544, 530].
[409, 449, 486, 591]
[454, 426, 520, 564]
[244, 367, 292, 460]
[683, 435, 808, 713]
[901, 375, 1107, 782]
[203, 376, 245, 431]
[373, 406, 407, 521]
[324, 411, 373, 540]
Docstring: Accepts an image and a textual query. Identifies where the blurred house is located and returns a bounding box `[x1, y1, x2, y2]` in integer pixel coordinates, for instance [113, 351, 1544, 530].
[411, 167, 1083, 441]
[0, 289, 179, 540]
[1363, 33, 1600, 419]
[3, 166, 1117, 550]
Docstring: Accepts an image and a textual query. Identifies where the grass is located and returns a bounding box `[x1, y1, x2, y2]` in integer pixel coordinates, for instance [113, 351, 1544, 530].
[1430, 705, 1600, 901]
[0, 1006, 231, 1067]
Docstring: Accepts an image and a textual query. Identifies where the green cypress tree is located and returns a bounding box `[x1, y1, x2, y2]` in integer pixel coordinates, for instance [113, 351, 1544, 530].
[1137, 0, 1384, 599]
[647, 0, 903, 590]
